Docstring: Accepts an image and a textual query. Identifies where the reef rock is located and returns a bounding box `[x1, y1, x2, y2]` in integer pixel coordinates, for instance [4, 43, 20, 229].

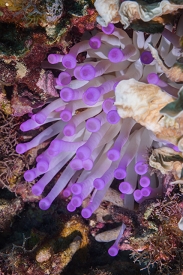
[95, 0, 183, 28]
[94, 0, 120, 26]
[149, 146, 183, 180]
[119, 0, 183, 29]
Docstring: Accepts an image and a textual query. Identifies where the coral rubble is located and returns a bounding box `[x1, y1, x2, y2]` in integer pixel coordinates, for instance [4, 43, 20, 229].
[115, 193, 182, 273]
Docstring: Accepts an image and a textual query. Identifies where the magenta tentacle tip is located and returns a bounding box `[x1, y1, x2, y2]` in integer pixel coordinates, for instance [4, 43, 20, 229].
[140, 51, 154, 64]
[39, 198, 51, 210]
[76, 145, 91, 160]
[93, 178, 105, 190]
[114, 168, 126, 180]
[108, 246, 118, 257]
[139, 176, 150, 187]
[36, 154, 43, 163]
[147, 73, 159, 85]
[32, 185, 43, 196]
[63, 188, 71, 198]
[80, 64, 96, 81]
[48, 140, 62, 154]
[133, 190, 143, 202]
[70, 158, 83, 170]
[35, 113, 46, 124]
[108, 48, 123, 63]
[82, 159, 93, 170]
[37, 159, 49, 173]
[119, 181, 133, 194]
[71, 196, 82, 207]
[83, 87, 101, 105]
[135, 161, 148, 175]
[63, 124, 76, 136]
[67, 202, 76, 212]
[102, 23, 115, 34]
[24, 170, 36, 182]
[102, 98, 114, 113]
[20, 121, 32, 132]
[81, 207, 92, 218]
[60, 87, 74, 102]
[16, 143, 27, 154]
[89, 36, 101, 49]
[141, 187, 151, 197]
[71, 183, 82, 195]
[86, 118, 101, 132]
[107, 110, 120, 124]
[48, 54, 63, 64]
[107, 148, 120, 161]
[60, 109, 72, 122]
[58, 72, 71, 86]
[62, 54, 76, 69]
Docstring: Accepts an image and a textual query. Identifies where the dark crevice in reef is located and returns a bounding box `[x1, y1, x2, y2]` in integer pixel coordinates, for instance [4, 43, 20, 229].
[4, 85, 14, 101]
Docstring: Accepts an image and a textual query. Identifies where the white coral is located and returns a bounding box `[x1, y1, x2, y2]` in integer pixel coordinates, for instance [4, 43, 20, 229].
[115, 78, 174, 132]
[115, 78, 183, 149]
[94, 0, 120, 26]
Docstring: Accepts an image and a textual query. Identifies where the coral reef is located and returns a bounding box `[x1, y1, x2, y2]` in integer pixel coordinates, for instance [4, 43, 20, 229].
[0, 109, 39, 202]
[0, 198, 24, 233]
[0, 110, 25, 189]
[149, 146, 183, 181]
[0, 201, 87, 275]
[113, 191, 183, 274]
[92, 186, 183, 274]
[0, 85, 12, 115]
[0, 198, 141, 275]
[1, 1, 183, 274]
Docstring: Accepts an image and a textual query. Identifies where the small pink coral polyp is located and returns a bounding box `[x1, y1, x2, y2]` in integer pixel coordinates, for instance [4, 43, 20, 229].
[16, 22, 183, 255]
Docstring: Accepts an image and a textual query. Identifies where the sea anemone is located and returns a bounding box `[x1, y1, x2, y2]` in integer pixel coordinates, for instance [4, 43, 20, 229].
[16, 18, 183, 256]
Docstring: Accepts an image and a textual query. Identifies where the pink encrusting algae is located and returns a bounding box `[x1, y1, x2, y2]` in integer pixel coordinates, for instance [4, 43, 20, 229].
[16, 20, 183, 256]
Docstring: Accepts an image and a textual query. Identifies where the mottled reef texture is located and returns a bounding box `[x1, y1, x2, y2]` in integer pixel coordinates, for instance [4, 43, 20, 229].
[0, 0, 97, 116]
[0, 192, 142, 275]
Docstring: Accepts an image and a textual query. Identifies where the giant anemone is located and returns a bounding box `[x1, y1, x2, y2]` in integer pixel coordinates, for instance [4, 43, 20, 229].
[16, 17, 183, 256]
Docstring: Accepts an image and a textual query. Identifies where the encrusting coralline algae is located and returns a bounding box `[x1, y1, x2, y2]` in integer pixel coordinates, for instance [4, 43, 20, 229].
[16, 12, 183, 259]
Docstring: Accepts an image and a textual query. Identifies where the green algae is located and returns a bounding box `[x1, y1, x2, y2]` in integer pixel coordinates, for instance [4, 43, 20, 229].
[0, 23, 31, 56]
[160, 86, 183, 118]
[130, 20, 164, 34]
